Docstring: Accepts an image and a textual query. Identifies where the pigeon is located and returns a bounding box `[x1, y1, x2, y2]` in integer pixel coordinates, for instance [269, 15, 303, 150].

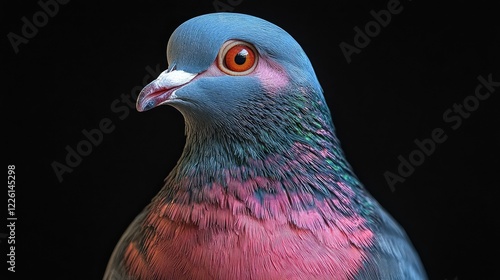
[104, 12, 427, 280]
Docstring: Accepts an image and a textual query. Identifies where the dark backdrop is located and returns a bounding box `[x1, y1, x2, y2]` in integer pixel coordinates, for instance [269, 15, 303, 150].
[3, 0, 499, 279]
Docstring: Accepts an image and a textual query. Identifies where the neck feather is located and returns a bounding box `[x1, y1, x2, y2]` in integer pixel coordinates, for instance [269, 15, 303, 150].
[152, 87, 373, 231]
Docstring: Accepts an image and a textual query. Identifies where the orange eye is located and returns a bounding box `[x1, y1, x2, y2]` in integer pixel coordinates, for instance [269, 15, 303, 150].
[218, 40, 258, 75]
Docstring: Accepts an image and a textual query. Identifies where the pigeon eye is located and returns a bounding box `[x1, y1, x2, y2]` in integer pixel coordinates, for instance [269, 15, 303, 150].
[218, 40, 258, 75]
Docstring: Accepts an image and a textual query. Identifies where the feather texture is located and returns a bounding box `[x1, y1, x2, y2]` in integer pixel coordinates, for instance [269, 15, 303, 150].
[104, 12, 427, 280]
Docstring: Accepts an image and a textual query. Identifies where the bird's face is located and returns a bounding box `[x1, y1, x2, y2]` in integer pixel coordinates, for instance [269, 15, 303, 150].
[136, 12, 322, 128]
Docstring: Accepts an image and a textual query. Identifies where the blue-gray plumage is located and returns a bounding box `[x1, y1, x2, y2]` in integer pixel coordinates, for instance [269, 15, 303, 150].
[104, 12, 427, 279]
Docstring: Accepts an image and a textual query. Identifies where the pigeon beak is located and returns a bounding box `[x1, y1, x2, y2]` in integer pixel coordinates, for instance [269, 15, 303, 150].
[136, 69, 197, 112]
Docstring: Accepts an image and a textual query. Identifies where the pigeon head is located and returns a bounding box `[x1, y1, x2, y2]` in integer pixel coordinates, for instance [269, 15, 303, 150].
[136, 12, 331, 154]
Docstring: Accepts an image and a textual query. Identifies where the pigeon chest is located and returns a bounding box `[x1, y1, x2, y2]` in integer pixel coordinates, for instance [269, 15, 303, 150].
[123, 199, 373, 280]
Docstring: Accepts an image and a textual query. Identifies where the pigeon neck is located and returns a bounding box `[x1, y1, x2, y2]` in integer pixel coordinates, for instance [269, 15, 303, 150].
[154, 89, 373, 228]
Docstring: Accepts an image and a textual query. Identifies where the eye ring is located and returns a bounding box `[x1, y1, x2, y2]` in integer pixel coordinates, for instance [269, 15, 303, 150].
[217, 40, 258, 76]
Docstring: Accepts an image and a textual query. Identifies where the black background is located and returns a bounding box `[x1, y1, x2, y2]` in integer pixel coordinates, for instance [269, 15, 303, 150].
[3, 0, 499, 279]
